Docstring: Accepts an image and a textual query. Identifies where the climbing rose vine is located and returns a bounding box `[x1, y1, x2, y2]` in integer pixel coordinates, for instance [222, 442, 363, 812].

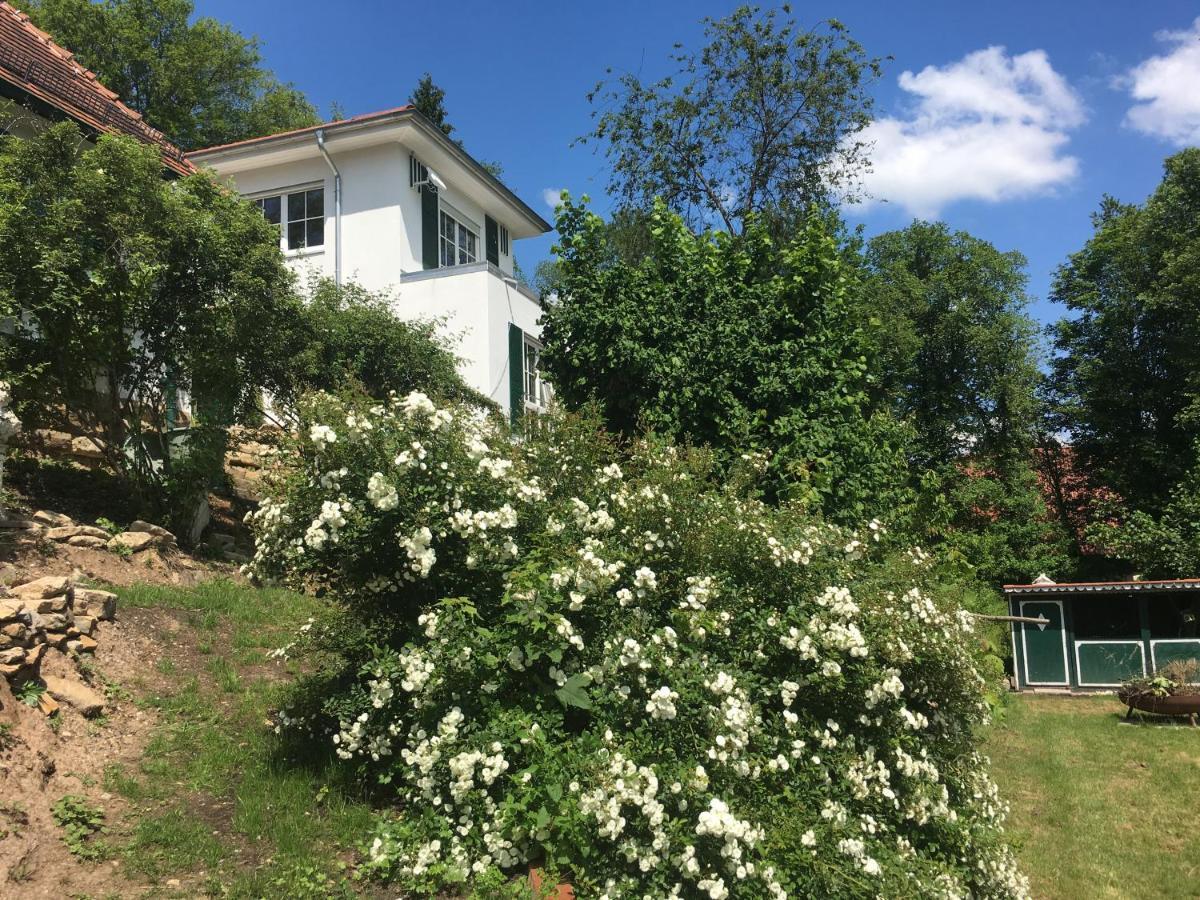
[247, 391, 1027, 899]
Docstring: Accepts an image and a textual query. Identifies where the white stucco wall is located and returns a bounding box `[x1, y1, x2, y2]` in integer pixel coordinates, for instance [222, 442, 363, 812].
[204, 141, 515, 294]
[393, 266, 542, 416]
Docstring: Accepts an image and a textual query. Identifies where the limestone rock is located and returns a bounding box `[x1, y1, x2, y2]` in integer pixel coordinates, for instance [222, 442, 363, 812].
[0, 599, 29, 622]
[108, 531, 156, 552]
[11, 576, 71, 600]
[67, 535, 109, 549]
[128, 520, 177, 545]
[35, 596, 68, 615]
[74, 590, 116, 620]
[70, 435, 103, 459]
[0, 647, 25, 665]
[73, 615, 97, 636]
[74, 589, 117, 621]
[32, 509, 73, 527]
[0, 515, 41, 532]
[47, 525, 110, 542]
[43, 674, 105, 716]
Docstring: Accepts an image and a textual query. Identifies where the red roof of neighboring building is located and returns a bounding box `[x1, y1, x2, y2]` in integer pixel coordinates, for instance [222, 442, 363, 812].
[1004, 578, 1200, 593]
[0, 2, 193, 175]
[189, 105, 415, 157]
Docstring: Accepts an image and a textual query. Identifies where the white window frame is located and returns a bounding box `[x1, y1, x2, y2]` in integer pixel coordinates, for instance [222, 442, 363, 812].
[522, 335, 550, 413]
[439, 202, 479, 268]
[248, 183, 325, 255]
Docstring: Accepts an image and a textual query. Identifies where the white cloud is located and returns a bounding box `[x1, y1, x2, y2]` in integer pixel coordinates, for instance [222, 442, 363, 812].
[542, 188, 565, 211]
[853, 47, 1085, 217]
[1119, 18, 1200, 145]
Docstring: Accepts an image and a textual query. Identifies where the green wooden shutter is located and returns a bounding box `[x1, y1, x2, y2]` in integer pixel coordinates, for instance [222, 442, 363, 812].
[485, 215, 500, 266]
[421, 187, 439, 269]
[508, 323, 524, 427]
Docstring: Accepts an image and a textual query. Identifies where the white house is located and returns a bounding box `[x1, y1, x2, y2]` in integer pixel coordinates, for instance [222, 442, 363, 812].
[186, 105, 553, 423]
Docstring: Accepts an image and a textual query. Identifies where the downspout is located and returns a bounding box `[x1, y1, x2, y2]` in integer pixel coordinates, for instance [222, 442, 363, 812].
[315, 128, 342, 287]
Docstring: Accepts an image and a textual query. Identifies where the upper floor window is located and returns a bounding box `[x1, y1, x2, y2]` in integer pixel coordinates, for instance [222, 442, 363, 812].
[440, 209, 478, 267]
[499, 224, 510, 256]
[252, 187, 324, 252]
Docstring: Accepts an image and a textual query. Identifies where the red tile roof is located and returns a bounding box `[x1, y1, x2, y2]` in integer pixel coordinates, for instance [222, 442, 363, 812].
[189, 105, 415, 157]
[0, 2, 193, 175]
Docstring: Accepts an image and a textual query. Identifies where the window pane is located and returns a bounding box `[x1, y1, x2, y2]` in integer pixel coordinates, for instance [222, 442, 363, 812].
[466, 232, 477, 260]
[458, 223, 468, 246]
[258, 196, 281, 224]
[307, 217, 324, 247]
[441, 240, 453, 267]
[442, 213, 455, 240]
[288, 192, 306, 222]
[287, 220, 306, 250]
[306, 188, 324, 218]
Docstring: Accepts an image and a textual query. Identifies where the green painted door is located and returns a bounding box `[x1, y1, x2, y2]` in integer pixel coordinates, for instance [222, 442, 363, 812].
[1021, 600, 1068, 685]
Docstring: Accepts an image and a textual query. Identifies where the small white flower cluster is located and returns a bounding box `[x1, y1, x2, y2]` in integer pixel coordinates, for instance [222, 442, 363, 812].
[401, 526, 436, 578]
[366, 471, 399, 511]
[304, 499, 348, 550]
[645, 685, 679, 720]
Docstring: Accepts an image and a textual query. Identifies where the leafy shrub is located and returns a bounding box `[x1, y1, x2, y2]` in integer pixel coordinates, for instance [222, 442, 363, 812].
[271, 278, 492, 419]
[248, 391, 1027, 898]
[51, 794, 107, 860]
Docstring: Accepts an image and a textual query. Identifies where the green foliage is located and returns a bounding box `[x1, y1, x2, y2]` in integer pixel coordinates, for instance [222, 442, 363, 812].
[541, 196, 912, 524]
[1086, 440, 1200, 577]
[583, 6, 881, 234]
[272, 278, 489, 416]
[247, 390, 1026, 897]
[0, 123, 300, 530]
[15, 679, 44, 707]
[1049, 149, 1200, 515]
[24, 0, 318, 150]
[51, 794, 107, 860]
[864, 221, 1043, 466]
[409, 73, 454, 137]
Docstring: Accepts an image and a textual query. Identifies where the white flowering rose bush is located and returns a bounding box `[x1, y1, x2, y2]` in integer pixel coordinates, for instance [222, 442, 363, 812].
[247, 390, 1027, 899]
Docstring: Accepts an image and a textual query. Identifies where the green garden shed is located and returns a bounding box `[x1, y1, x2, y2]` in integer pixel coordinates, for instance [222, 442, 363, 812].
[1005, 578, 1200, 691]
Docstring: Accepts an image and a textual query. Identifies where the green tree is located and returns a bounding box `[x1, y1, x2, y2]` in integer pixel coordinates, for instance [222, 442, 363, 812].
[24, 0, 318, 150]
[1049, 149, 1200, 514]
[861, 222, 1072, 584]
[540, 196, 912, 523]
[582, 5, 882, 235]
[274, 278, 490, 416]
[0, 123, 299, 528]
[864, 221, 1043, 466]
[1087, 440, 1200, 578]
[409, 72, 453, 137]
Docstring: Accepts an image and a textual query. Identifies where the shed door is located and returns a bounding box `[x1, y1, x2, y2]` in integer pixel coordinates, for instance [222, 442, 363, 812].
[1020, 600, 1069, 686]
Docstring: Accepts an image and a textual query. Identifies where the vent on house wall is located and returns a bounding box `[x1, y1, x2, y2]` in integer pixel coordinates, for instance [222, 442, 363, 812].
[409, 153, 429, 190]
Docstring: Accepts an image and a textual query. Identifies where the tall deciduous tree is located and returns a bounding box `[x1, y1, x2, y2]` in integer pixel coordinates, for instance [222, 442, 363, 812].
[1049, 149, 1200, 514]
[581, 5, 882, 235]
[0, 123, 300, 526]
[540, 196, 912, 524]
[24, 0, 318, 150]
[864, 221, 1043, 467]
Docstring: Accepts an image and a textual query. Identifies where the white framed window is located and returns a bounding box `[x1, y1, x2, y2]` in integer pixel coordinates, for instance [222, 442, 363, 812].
[523, 336, 550, 412]
[440, 207, 478, 267]
[499, 224, 510, 256]
[251, 186, 324, 252]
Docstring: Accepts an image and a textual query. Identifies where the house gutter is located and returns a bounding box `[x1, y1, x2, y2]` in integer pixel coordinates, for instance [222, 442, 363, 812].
[315, 128, 342, 287]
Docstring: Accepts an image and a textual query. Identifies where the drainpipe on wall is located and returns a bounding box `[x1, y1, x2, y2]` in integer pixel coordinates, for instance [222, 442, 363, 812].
[315, 128, 342, 287]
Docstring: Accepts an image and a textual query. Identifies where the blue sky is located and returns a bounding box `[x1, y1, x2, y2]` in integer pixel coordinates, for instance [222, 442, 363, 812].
[195, 0, 1200, 326]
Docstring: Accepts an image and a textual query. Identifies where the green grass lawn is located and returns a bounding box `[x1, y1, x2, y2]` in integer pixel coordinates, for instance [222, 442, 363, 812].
[985, 694, 1200, 900]
[102, 579, 377, 898]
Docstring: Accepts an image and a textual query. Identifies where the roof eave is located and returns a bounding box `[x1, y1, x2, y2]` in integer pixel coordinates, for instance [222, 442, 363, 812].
[188, 109, 551, 236]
